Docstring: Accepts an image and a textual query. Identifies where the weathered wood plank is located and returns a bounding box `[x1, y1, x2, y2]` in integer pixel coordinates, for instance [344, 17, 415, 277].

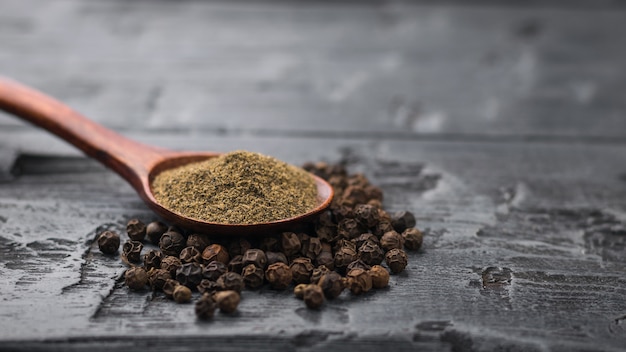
[0, 135, 625, 350]
[1, 0, 626, 139]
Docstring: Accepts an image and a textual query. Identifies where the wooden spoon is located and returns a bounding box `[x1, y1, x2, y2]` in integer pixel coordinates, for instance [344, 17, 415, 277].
[0, 77, 333, 235]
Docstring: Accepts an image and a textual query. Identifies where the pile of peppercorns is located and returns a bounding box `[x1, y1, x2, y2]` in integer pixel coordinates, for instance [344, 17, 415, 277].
[96, 162, 422, 319]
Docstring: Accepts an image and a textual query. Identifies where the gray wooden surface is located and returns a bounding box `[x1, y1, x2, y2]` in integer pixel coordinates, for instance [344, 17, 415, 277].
[1, 1, 626, 351]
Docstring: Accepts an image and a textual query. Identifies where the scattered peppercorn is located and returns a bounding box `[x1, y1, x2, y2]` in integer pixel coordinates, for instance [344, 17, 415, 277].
[227, 255, 244, 274]
[242, 264, 265, 289]
[347, 259, 371, 272]
[160, 255, 183, 277]
[369, 265, 390, 288]
[346, 268, 372, 295]
[148, 268, 171, 291]
[358, 241, 384, 266]
[391, 211, 416, 233]
[402, 228, 423, 251]
[217, 272, 244, 293]
[202, 244, 230, 265]
[294, 284, 307, 299]
[97, 230, 120, 255]
[334, 246, 358, 274]
[265, 262, 293, 290]
[203, 261, 228, 281]
[122, 240, 143, 263]
[227, 238, 252, 257]
[162, 279, 180, 298]
[195, 293, 217, 320]
[179, 246, 202, 264]
[280, 232, 301, 257]
[214, 290, 241, 314]
[126, 218, 147, 242]
[303, 284, 324, 309]
[186, 233, 210, 251]
[318, 271, 344, 299]
[146, 221, 168, 245]
[173, 285, 192, 303]
[314, 251, 335, 270]
[197, 279, 219, 294]
[125, 267, 148, 291]
[380, 230, 405, 251]
[159, 231, 186, 256]
[242, 249, 267, 269]
[266, 251, 289, 266]
[385, 248, 408, 274]
[143, 249, 164, 271]
[290, 257, 314, 284]
[176, 262, 204, 288]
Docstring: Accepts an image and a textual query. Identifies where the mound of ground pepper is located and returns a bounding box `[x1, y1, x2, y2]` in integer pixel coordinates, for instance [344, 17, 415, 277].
[151, 150, 318, 224]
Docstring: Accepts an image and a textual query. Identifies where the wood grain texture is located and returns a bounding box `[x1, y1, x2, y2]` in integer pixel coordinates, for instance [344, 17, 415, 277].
[0, 0, 626, 351]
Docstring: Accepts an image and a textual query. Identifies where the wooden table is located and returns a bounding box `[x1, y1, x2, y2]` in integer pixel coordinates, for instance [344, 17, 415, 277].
[1, 1, 625, 350]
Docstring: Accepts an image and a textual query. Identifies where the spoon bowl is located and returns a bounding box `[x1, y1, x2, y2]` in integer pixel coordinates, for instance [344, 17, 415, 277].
[0, 77, 333, 235]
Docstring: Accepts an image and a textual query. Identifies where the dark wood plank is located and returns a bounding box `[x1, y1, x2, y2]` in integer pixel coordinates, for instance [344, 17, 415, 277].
[1, 0, 626, 139]
[1, 134, 625, 351]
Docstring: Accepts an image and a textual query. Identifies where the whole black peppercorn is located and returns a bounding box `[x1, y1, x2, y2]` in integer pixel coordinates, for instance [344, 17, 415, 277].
[369, 265, 390, 288]
[358, 241, 384, 266]
[364, 184, 383, 202]
[227, 238, 252, 257]
[280, 232, 301, 257]
[303, 284, 325, 310]
[125, 267, 148, 291]
[242, 249, 267, 269]
[310, 265, 331, 285]
[333, 246, 357, 274]
[290, 257, 314, 284]
[333, 205, 354, 222]
[342, 185, 369, 206]
[402, 228, 423, 251]
[333, 239, 356, 253]
[294, 284, 307, 299]
[148, 268, 171, 291]
[373, 220, 395, 238]
[354, 204, 380, 228]
[367, 199, 382, 209]
[143, 249, 164, 271]
[179, 246, 202, 264]
[175, 262, 204, 289]
[126, 218, 147, 242]
[314, 251, 335, 270]
[380, 230, 405, 251]
[391, 211, 416, 233]
[353, 233, 380, 249]
[195, 293, 217, 320]
[173, 285, 192, 303]
[197, 279, 219, 294]
[203, 261, 228, 281]
[318, 271, 344, 299]
[266, 251, 288, 266]
[217, 272, 244, 293]
[160, 255, 183, 277]
[122, 240, 143, 263]
[97, 231, 120, 255]
[315, 223, 338, 243]
[146, 221, 168, 245]
[302, 237, 322, 260]
[186, 233, 210, 251]
[242, 264, 265, 289]
[259, 236, 280, 252]
[265, 262, 293, 290]
[159, 231, 186, 256]
[202, 244, 230, 265]
[346, 268, 372, 295]
[228, 255, 244, 274]
[385, 248, 408, 274]
[337, 218, 363, 240]
[162, 279, 180, 298]
[347, 259, 371, 272]
[214, 290, 241, 314]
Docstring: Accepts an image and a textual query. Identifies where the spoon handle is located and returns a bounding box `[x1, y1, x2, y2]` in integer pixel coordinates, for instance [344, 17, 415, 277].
[0, 77, 165, 188]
